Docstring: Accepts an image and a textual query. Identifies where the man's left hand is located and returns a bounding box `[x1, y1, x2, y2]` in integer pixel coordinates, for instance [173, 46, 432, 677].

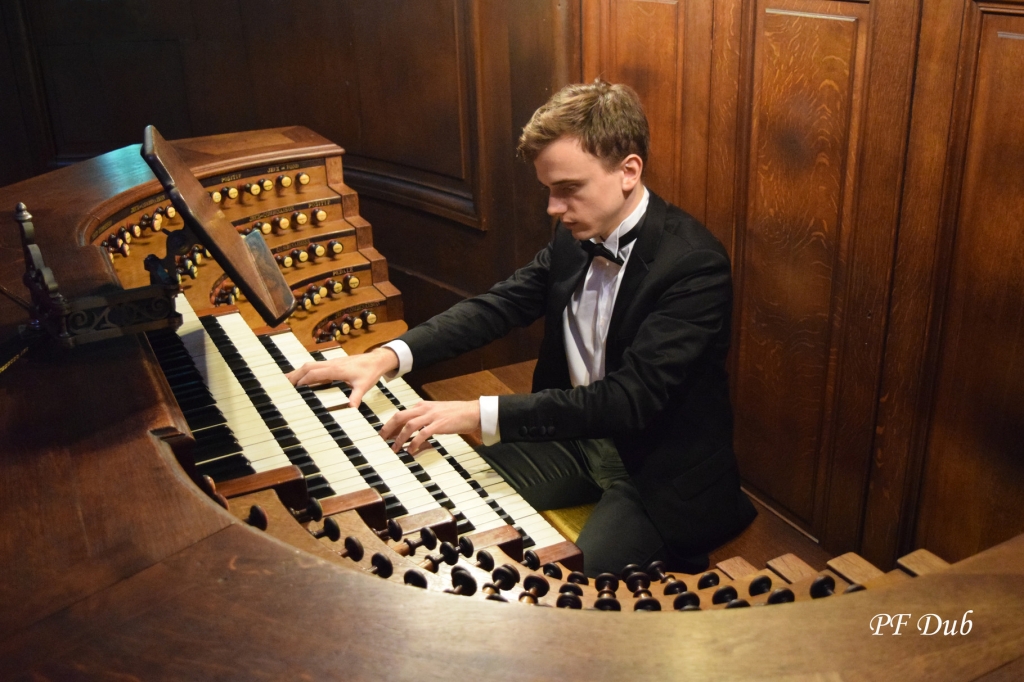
[380, 400, 481, 454]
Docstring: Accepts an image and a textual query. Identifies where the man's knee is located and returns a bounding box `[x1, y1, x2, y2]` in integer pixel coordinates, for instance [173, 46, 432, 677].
[475, 440, 602, 510]
[577, 532, 667, 577]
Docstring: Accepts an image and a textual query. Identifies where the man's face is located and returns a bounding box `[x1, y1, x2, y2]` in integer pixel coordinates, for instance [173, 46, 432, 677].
[533, 136, 643, 242]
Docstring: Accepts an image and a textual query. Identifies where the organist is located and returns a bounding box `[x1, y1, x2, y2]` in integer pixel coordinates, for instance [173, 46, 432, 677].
[289, 81, 757, 576]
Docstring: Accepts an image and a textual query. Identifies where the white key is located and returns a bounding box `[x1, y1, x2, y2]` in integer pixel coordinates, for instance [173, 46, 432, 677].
[253, 332, 442, 516]
[173, 300, 289, 473]
[210, 312, 368, 490]
[319, 347, 349, 361]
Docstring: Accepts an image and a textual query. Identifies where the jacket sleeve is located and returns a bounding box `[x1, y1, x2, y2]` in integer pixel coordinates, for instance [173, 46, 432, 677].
[398, 241, 553, 369]
[497, 247, 731, 442]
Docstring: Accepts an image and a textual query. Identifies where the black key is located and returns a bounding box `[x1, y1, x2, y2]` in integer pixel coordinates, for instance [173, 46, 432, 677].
[197, 455, 254, 482]
[182, 406, 226, 431]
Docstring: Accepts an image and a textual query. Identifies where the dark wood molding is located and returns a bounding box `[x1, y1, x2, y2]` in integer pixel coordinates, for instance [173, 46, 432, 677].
[345, 162, 480, 229]
[898, 0, 986, 565]
[389, 262, 477, 303]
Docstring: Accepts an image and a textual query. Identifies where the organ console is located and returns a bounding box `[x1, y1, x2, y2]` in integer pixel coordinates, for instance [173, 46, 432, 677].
[2, 127, 1023, 679]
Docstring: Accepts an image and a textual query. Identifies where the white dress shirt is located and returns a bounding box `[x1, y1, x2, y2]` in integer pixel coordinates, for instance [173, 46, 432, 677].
[385, 187, 650, 446]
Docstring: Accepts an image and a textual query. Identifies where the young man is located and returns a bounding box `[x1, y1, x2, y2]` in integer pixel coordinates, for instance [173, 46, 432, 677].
[288, 81, 756, 576]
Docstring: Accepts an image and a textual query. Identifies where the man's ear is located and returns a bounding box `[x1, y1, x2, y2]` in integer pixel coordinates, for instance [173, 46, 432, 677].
[621, 154, 643, 191]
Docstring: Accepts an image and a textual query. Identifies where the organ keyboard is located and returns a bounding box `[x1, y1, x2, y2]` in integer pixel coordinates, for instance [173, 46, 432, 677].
[163, 293, 566, 551]
[2, 127, 1023, 680]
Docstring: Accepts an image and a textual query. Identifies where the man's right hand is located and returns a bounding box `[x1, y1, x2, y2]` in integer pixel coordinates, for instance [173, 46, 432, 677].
[285, 347, 399, 409]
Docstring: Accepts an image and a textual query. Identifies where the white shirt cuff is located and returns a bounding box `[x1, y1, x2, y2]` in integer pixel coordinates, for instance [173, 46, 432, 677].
[479, 395, 501, 446]
[380, 337, 411, 376]
[381, 340, 413, 379]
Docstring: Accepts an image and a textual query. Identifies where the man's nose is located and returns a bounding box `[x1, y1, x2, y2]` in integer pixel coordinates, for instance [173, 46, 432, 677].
[547, 195, 565, 217]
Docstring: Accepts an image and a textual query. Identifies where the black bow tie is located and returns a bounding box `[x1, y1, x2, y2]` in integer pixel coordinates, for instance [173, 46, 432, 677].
[580, 225, 639, 266]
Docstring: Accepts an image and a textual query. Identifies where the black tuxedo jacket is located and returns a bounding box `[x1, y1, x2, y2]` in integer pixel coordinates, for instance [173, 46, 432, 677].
[401, 192, 756, 555]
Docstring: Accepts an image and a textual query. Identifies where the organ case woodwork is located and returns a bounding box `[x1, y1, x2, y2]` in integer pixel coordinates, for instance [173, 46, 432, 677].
[97, 129, 405, 353]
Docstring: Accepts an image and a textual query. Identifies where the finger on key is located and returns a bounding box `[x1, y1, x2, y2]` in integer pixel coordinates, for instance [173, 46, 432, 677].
[389, 409, 425, 450]
[379, 408, 409, 442]
[294, 365, 340, 387]
[407, 424, 435, 455]
[285, 361, 315, 385]
[392, 416, 427, 454]
[347, 376, 377, 409]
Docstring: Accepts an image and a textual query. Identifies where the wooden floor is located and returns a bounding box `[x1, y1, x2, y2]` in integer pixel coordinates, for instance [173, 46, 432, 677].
[708, 495, 832, 571]
[421, 360, 834, 571]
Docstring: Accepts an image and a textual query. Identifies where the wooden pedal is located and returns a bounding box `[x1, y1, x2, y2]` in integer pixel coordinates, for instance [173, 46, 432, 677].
[897, 548, 951, 577]
[533, 540, 584, 573]
[716, 556, 759, 580]
[320, 488, 388, 531]
[216, 465, 308, 511]
[767, 552, 819, 584]
[827, 552, 885, 586]
[862, 569, 913, 590]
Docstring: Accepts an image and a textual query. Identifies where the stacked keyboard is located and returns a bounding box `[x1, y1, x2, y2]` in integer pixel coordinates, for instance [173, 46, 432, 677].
[152, 295, 564, 550]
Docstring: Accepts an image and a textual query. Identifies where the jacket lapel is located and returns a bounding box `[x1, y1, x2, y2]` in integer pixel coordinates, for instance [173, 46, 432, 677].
[549, 229, 590, 315]
[607, 191, 665, 337]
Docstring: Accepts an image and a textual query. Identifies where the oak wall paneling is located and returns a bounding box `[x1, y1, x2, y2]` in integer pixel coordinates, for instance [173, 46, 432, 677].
[344, 0, 482, 229]
[728, 0, 921, 555]
[905, 2, 1024, 564]
[734, 0, 870, 535]
[861, 0, 968, 570]
[705, 0, 746, 254]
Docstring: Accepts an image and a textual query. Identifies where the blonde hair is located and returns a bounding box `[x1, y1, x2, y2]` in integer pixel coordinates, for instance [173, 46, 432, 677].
[517, 80, 649, 168]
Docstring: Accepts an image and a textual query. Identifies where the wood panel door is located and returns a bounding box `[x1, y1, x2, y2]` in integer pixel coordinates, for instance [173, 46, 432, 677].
[729, 0, 919, 551]
[870, 0, 1024, 566]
